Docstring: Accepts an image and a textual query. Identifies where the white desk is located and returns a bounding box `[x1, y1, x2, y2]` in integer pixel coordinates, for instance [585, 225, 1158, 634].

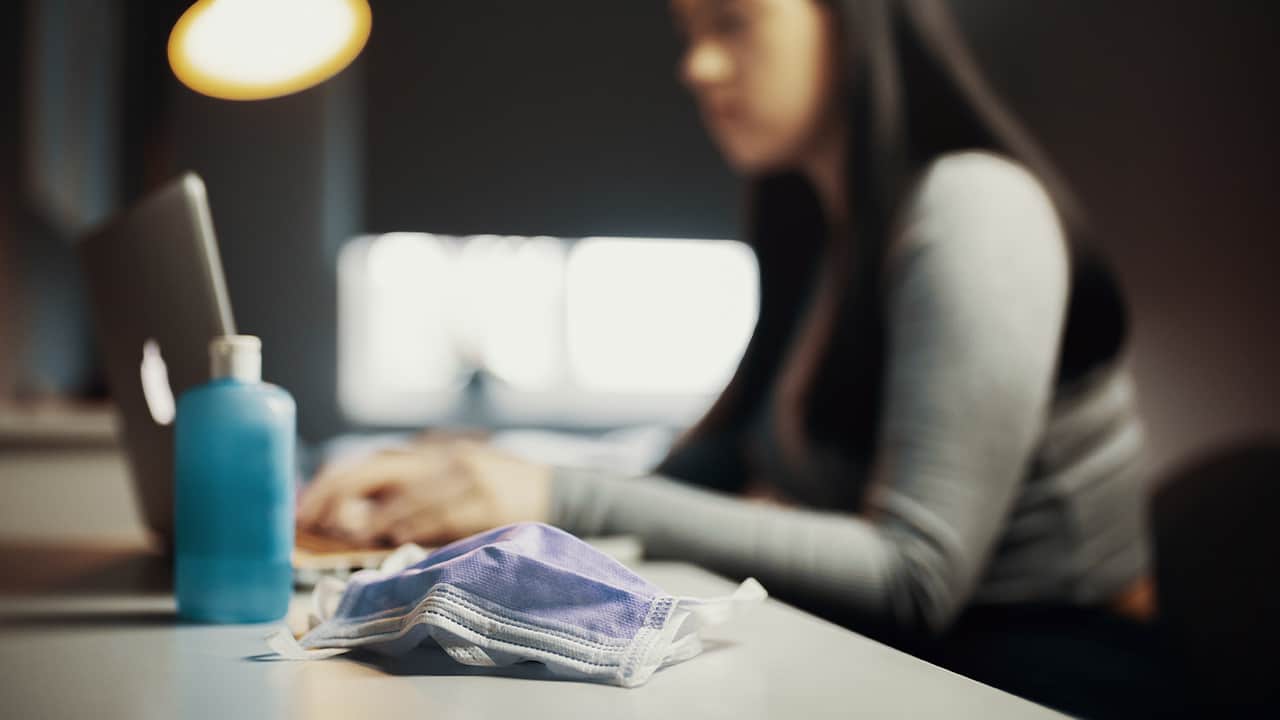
[0, 560, 1062, 719]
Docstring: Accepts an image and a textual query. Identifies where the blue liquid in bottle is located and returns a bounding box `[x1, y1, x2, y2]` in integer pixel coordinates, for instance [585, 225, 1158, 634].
[175, 335, 295, 623]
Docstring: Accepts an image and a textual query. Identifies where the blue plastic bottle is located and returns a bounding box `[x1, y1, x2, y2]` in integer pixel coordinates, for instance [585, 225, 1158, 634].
[174, 335, 295, 623]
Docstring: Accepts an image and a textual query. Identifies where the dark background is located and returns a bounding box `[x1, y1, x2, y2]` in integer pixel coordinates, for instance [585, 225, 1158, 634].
[2, 0, 1277, 478]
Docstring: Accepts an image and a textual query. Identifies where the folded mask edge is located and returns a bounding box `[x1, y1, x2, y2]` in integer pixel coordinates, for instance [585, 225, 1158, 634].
[616, 577, 769, 687]
[307, 582, 639, 651]
[301, 583, 656, 667]
[280, 578, 766, 687]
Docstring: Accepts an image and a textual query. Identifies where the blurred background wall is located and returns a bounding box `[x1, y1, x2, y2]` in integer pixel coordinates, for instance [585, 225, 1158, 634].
[955, 0, 1280, 476]
[1, 0, 1277, 478]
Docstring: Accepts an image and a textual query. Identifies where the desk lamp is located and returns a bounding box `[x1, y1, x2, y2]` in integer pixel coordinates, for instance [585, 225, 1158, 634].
[168, 0, 371, 101]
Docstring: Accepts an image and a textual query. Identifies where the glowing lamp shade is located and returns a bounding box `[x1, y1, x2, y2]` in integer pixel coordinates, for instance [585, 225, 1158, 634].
[168, 0, 371, 101]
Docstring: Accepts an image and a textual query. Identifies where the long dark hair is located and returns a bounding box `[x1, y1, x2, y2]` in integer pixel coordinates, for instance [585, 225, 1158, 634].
[659, 0, 1125, 491]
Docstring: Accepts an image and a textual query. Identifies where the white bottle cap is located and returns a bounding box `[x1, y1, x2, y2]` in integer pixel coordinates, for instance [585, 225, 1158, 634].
[209, 335, 262, 382]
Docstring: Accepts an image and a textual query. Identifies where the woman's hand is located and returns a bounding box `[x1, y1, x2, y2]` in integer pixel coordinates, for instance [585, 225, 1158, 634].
[296, 439, 552, 547]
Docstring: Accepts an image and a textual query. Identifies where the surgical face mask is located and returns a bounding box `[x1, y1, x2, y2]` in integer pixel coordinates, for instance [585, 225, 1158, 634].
[268, 523, 765, 687]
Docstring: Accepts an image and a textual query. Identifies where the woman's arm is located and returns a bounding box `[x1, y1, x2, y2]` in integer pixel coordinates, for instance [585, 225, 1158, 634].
[551, 153, 1069, 633]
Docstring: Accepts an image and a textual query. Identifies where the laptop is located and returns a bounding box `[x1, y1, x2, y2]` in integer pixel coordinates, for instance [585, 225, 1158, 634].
[78, 173, 234, 548]
[76, 173, 394, 580]
[77, 173, 641, 583]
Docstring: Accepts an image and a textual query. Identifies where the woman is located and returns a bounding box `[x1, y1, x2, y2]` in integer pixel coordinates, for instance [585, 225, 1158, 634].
[300, 1, 1169, 714]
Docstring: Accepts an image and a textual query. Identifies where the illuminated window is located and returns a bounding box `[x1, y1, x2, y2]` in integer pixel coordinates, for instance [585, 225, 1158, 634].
[566, 238, 758, 394]
[338, 233, 758, 427]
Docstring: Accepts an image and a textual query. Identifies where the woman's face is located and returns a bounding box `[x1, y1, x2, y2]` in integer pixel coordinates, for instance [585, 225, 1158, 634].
[674, 0, 842, 175]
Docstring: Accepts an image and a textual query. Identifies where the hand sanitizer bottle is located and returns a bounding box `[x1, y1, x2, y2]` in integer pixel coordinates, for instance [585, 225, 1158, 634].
[175, 335, 295, 622]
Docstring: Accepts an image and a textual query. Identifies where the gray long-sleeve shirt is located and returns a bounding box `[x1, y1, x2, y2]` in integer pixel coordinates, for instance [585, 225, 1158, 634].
[550, 152, 1150, 634]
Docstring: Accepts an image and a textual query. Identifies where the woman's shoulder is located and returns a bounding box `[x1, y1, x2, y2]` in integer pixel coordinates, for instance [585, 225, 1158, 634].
[913, 149, 1055, 206]
[887, 150, 1068, 278]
